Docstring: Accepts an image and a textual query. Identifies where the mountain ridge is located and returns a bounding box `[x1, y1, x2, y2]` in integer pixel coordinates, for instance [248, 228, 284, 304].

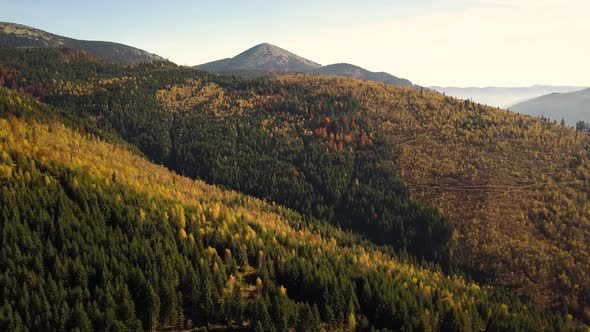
[313, 63, 413, 87]
[510, 87, 590, 125]
[0, 21, 164, 64]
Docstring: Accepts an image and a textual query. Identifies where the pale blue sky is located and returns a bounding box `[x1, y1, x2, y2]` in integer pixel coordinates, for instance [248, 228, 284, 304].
[2, 0, 589, 87]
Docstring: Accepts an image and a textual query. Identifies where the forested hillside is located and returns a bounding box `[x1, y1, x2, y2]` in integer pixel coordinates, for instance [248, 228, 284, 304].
[1, 88, 579, 331]
[1, 47, 590, 329]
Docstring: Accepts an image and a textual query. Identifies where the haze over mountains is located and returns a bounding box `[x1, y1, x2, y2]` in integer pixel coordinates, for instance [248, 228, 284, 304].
[0, 22, 164, 64]
[431, 85, 587, 109]
[510, 88, 590, 126]
[430, 85, 590, 125]
[195, 43, 414, 87]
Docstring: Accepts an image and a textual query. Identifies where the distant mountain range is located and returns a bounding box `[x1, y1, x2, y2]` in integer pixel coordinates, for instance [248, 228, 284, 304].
[4, 21, 587, 125]
[196, 43, 414, 87]
[0, 22, 164, 64]
[430, 85, 587, 109]
[509, 88, 590, 126]
[0, 22, 415, 88]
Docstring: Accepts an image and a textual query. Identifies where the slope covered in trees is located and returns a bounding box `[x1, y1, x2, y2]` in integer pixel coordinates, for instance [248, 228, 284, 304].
[0, 48, 453, 265]
[1, 88, 580, 331]
[1, 47, 590, 327]
[249, 76, 590, 322]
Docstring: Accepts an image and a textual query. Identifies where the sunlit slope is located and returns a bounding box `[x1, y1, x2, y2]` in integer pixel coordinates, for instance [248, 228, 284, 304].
[274, 76, 590, 316]
[0, 48, 456, 265]
[1, 88, 578, 330]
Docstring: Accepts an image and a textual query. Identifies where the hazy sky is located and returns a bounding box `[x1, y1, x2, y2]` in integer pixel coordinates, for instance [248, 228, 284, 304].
[2, 0, 589, 87]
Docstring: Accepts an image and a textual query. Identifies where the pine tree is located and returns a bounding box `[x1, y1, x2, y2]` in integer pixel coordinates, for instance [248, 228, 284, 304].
[67, 302, 92, 331]
[144, 283, 160, 332]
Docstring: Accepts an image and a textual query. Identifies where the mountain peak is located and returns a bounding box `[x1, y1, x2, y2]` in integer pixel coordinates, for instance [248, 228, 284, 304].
[1, 22, 65, 47]
[197, 42, 321, 73]
[253, 42, 277, 48]
[195, 43, 413, 87]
